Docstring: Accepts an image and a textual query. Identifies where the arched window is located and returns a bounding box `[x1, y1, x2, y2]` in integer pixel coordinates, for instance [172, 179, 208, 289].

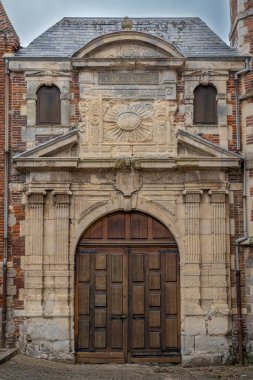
[36, 85, 61, 125]
[193, 85, 217, 125]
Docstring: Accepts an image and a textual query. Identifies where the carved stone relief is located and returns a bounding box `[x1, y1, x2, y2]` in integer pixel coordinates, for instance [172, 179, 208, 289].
[146, 199, 176, 216]
[78, 98, 177, 148]
[79, 98, 101, 144]
[103, 101, 153, 142]
[79, 200, 108, 221]
[90, 42, 169, 60]
[113, 170, 143, 197]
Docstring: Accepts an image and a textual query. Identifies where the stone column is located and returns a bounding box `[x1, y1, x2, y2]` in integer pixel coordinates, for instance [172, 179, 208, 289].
[25, 191, 46, 316]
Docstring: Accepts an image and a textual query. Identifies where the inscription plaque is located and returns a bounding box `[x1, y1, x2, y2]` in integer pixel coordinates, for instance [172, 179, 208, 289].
[99, 72, 159, 85]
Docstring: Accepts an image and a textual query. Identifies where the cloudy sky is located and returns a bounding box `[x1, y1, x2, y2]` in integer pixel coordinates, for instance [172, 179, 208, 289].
[2, 0, 231, 47]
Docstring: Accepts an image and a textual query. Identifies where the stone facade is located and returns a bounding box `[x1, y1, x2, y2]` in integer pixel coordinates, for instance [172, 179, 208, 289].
[0, 2, 252, 365]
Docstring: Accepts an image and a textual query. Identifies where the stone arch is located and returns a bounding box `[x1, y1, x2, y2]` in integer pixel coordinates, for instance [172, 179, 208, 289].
[71, 196, 185, 263]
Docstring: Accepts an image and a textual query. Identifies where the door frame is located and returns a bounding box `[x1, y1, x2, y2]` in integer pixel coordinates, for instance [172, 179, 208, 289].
[74, 212, 181, 364]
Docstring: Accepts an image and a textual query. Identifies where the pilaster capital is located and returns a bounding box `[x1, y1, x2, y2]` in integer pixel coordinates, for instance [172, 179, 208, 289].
[183, 190, 203, 203]
[208, 190, 229, 203]
[52, 190, 72, 205]
[26, 190, 46, 205]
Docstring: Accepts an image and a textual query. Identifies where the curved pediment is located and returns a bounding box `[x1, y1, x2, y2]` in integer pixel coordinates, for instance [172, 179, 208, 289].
[72, 31, 184, 60]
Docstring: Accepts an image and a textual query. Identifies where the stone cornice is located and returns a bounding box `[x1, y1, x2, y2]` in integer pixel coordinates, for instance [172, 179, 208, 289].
[14, 156, 241, 171]
[72, 57, 185, 69]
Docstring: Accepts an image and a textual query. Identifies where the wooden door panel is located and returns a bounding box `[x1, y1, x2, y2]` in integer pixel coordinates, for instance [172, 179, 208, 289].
[166, 283, 177, 315]
[78, 255, 90, 282]
[95, 332, 106, 349]
[95, 273, 107, 290]
[166, 319, 178, 347]
[165, 253, 177, 282]
[96, 254, 107, 270]
[130, 213, 148, 239]
[107, 214, 125, 239]
[95, 309, 106, 327]
[111, 286, 123, 314]
[149, 311, 160, 327]
[76, 247, 127, 358]
[129, 247, 180, 360]
[78, 284, 90, 314]
[132, 286, 145, 314]
[149, 273, 161, 290]
[132, 319, 145, 349]
[95, 294, 106, 307]
[111, 320, 123, 348]
[150, 332, 160, 348]
[78, 319, 89, 348]
[132, 254, 144, 282]
[111, 255, 123, 282]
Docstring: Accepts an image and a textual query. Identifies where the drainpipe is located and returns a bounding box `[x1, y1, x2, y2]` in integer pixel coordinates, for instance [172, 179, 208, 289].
[2, 58, 10, 348]
[235, 159, 248, 365]
[235, 57, 250, 151]
[234, 56, 251, 365]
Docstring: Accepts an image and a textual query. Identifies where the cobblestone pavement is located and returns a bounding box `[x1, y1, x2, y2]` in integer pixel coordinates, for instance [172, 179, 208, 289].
[0, 355, 253, 380]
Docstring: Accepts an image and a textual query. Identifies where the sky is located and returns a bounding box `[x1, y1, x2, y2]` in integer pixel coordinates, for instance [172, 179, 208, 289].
[2, 0, 231, 47]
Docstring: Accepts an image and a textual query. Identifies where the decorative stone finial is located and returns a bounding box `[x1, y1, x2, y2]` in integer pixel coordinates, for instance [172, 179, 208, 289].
[121, 16, 133, 30]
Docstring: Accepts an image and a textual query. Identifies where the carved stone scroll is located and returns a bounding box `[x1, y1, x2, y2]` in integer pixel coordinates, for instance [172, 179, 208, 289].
[209, 190, 228, 263]
[53, 192, 72, 264]
[183, 190, 203, 263]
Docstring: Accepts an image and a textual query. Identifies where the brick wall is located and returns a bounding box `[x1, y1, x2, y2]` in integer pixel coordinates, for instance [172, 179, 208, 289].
[0, 1, 20, 346]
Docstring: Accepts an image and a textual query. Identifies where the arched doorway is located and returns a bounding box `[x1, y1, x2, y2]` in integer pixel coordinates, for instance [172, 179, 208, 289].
[75, 211, 180, 363]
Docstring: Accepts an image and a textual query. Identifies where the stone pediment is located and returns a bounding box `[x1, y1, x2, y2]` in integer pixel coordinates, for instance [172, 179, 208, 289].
[26, 71, 71, 78]
[176, 129, 241, 161]
[13, 128, 240, 170]
[73, 31, 184, 60]
[14, 129, 79, 160]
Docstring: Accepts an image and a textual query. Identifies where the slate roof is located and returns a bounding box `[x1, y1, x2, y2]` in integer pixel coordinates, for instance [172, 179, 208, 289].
[15, 17, 238, 59]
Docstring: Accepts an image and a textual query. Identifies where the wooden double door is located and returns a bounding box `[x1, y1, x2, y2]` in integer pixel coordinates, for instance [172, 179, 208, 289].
[75, 212, 180, 363]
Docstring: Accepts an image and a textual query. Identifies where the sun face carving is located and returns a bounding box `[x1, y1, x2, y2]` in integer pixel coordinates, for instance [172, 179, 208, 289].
[103, 102, 154, 142]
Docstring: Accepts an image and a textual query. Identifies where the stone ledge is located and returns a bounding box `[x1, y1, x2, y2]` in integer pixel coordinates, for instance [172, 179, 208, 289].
[0, 348, 18, 365]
